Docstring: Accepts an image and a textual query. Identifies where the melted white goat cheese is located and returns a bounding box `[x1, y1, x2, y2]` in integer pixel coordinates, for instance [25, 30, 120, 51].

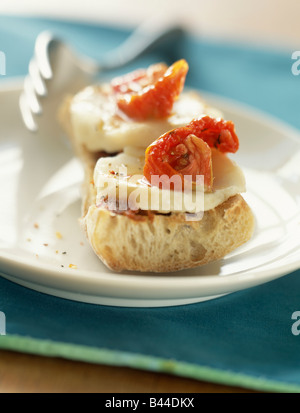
[94, 147, 246, 213]
[70, 86, 222, 153]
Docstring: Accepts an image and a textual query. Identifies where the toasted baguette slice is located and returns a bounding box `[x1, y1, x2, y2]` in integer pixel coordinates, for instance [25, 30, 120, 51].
[59, 97, 255, 273]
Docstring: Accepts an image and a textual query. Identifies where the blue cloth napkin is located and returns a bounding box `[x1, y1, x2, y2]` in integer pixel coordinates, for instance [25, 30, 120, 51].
[0, 15, 300, 393]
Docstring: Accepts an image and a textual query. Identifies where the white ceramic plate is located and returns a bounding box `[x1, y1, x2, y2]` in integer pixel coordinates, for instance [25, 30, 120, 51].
[0, 79, 300, 307]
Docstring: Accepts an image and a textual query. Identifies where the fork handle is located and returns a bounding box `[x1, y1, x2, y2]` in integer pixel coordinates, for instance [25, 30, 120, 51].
[99, 24, 185, 72]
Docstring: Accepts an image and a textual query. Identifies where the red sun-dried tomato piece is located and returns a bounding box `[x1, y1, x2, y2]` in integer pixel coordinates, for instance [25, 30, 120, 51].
[114, 59, 189, 121]
[144, 116, 239, 191]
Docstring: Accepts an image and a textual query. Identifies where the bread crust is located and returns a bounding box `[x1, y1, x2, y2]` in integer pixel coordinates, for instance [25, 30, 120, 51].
[59, 97, 255, 273]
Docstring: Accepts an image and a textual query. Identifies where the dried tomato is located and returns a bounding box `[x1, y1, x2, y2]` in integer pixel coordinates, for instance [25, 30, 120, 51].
[144, 116, 239, 191]
[114, 59, 189, 121]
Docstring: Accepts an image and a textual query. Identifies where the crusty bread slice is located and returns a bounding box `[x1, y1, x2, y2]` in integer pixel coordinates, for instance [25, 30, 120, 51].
[84, 193, 254, 272]
[59, 97, 255, 273]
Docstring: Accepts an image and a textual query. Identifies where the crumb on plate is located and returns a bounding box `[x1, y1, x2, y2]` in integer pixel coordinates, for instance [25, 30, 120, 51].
[56, 231, 62, 239]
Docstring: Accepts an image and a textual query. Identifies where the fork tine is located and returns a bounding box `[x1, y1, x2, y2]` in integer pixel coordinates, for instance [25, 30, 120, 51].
[19, 92, 38, 132]
[19, 31, 56, 132]
[29, 58, 47, 97]
[23, 76, 43, 115]
[34, 31, 55, 80]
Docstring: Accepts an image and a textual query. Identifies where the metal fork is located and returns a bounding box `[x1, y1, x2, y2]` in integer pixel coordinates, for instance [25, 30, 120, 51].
[19, 23, 185, 132]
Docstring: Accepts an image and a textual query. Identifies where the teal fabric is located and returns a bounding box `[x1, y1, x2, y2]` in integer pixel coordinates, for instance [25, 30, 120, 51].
[0, 15, 300, 393]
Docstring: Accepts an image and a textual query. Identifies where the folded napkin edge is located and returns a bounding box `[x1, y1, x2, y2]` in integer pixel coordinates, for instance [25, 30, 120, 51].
[0, 334, 299, 393]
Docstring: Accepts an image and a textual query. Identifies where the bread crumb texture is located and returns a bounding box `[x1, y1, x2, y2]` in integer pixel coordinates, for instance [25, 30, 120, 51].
[84, 194, 255, 273]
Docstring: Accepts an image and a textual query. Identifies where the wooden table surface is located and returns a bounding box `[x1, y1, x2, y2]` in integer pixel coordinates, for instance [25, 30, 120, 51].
[0, 349, 258, 393]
